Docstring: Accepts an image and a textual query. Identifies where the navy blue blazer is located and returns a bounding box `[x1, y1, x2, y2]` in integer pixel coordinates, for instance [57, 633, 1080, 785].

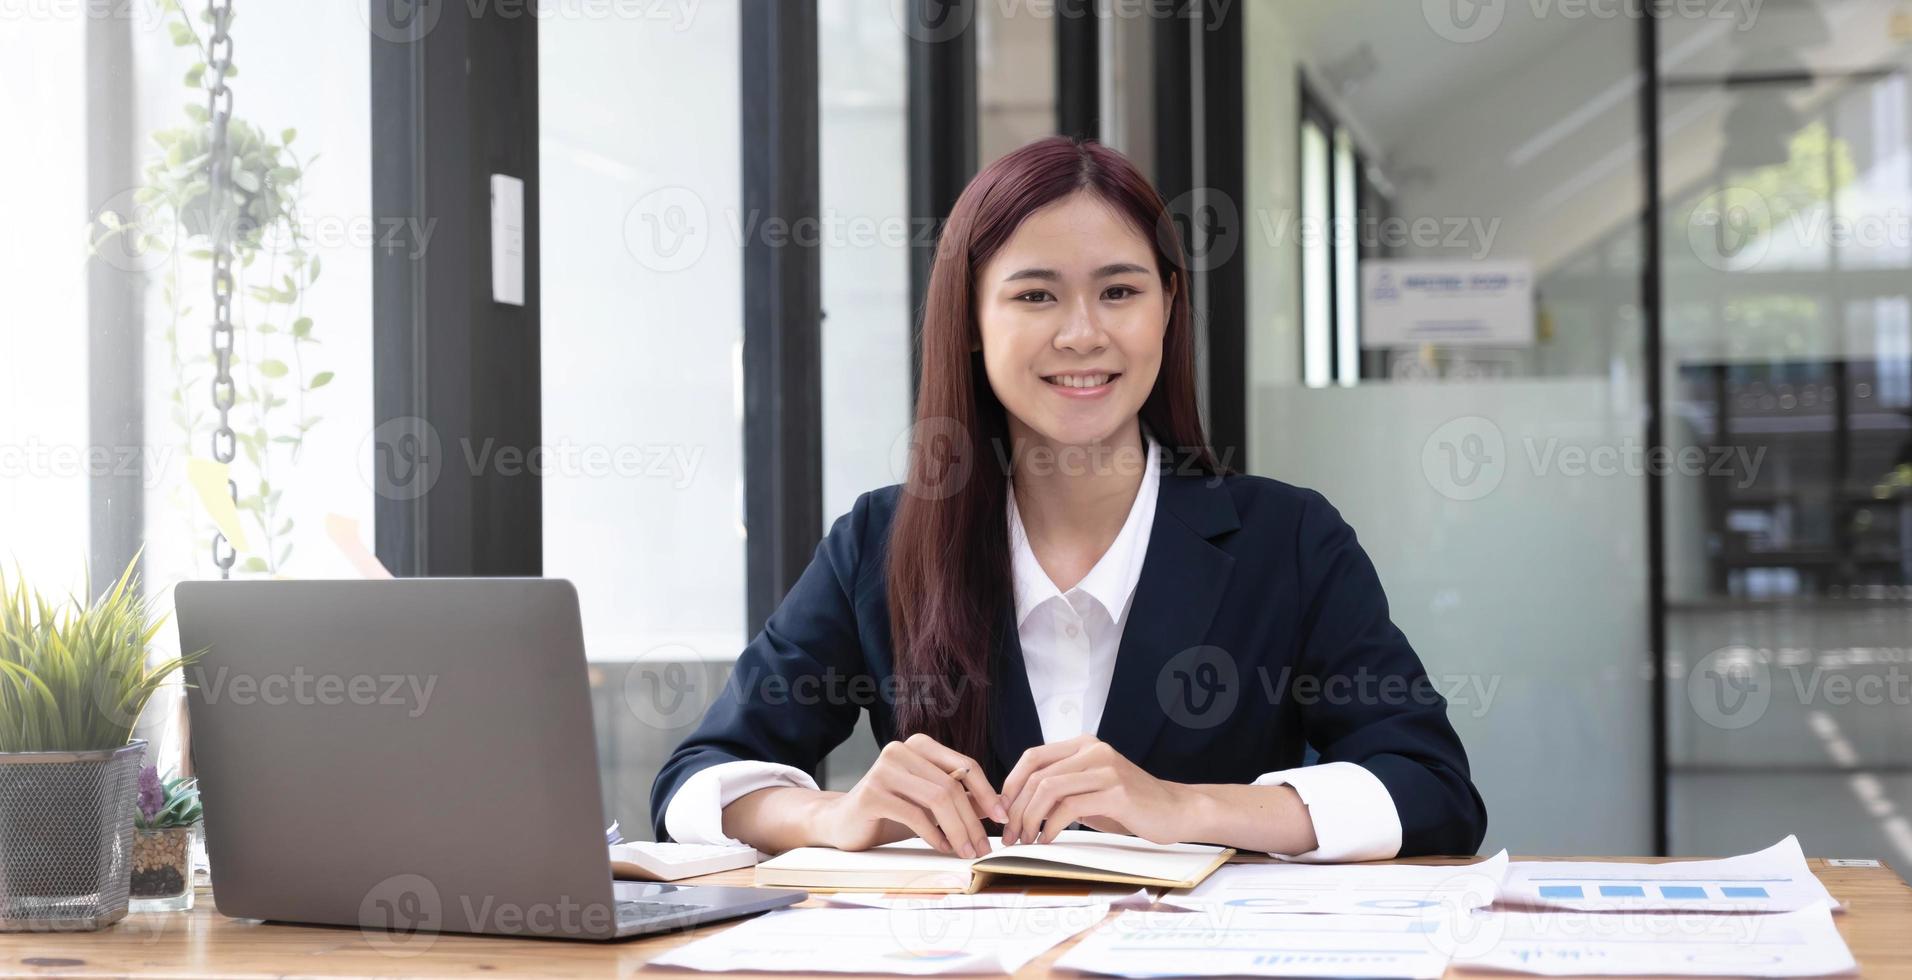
[651, 469, 1489, 856]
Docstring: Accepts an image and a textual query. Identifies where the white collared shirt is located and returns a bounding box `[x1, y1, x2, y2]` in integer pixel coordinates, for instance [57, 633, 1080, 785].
[664, 438, 1403, 861]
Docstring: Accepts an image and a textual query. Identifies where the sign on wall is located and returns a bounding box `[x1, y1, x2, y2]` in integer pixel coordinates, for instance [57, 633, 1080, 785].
[1361, 260, 1535, 348]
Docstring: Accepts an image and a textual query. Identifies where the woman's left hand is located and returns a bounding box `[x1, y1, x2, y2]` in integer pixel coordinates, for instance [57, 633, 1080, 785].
[999, 734, 1192, 845]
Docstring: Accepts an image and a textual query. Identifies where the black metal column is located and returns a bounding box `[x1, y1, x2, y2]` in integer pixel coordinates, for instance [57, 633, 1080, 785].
[906, 0, 978, 403]
[1199, 1, 1246, 470]
[741, 0, 824, 632]
[1639, 2, 1670, 856]
[1056, 0, 1100, 140]
[371, 1, 542, 577]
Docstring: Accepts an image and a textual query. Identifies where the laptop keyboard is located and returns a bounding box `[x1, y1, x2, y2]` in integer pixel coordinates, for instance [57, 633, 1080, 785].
[616, 900, 701, 926]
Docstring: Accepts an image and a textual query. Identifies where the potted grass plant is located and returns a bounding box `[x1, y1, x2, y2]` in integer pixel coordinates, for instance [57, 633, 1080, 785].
[0, 560, 201, 931]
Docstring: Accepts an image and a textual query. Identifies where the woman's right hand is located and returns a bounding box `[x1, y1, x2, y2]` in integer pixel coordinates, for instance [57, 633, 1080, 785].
[810, 733, 1007, 858]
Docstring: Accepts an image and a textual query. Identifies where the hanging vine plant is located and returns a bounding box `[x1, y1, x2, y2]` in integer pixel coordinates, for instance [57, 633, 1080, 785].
[89, 0, 330, 576]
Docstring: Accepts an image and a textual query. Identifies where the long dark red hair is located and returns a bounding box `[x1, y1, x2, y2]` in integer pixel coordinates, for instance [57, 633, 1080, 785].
[886, 136, 1221, 761]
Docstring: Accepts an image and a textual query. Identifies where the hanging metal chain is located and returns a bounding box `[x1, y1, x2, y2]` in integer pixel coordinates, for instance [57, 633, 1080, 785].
[206, 0, 238, 579]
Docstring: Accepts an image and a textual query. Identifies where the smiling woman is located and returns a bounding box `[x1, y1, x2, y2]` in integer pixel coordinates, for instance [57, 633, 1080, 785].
[651, 136, 1488, 864]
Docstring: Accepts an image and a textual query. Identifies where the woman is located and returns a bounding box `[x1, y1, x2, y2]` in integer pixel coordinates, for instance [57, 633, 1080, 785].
[650, 137, 1487, 861]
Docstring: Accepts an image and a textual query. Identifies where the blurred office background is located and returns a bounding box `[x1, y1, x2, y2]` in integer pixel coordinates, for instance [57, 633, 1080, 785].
[2, 0, 1909, 866]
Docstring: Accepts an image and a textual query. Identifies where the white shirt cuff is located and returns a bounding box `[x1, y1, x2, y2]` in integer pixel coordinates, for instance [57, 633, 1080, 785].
[1253, 761, 1402, 863]
[663, 759, 819, 847]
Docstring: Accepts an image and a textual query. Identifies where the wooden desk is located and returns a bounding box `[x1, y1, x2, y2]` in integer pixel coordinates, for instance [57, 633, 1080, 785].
[5, 854, 1908, 978]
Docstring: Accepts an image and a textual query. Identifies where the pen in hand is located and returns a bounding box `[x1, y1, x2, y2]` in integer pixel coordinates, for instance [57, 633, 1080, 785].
[947, 765, 1002, 853]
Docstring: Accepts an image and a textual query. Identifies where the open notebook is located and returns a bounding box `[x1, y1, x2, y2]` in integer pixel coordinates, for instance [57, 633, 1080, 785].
[754, 830, 1234, 893]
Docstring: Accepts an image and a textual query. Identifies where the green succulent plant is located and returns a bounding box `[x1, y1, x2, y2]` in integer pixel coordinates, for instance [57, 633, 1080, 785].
[135, 766, 204, 831]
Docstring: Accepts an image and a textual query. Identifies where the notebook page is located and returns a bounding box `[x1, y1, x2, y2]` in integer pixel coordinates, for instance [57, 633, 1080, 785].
[757, 838, 978, 875]
[979, 830, 1227, 880]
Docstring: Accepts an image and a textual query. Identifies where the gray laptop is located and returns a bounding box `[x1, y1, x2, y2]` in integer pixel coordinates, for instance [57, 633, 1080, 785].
[176, 578, 803, 941]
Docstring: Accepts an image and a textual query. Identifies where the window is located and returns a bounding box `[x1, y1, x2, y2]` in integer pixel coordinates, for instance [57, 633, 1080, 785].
[540, 5, 746, 665]
[820, 0, 911, 526]
[1299, 115, 1333, 387]
[0, 3, 376, 774]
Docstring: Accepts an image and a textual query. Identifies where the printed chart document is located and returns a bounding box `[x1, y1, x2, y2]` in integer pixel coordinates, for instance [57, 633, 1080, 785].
[1163, 850, 1509, 916]
[1498, 837, 1838, 912]
[1452, 902, 1857, 976]
[648, 904, 1108, 975]
[1054, 909, 1455, 979]
[755, 830, 1231, 893]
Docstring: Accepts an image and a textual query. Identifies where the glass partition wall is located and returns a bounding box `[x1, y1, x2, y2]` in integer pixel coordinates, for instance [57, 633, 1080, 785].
[1251, 0, 1911, 860]
[1658, 0, 1912, 863]
[1247, 0, 1655, 856]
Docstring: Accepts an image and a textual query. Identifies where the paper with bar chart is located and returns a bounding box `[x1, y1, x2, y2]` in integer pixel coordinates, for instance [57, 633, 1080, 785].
[1498, 837, 1838, 913]
[1452, 903, 1857, 976]
[1054, 910, 1456, 978]
[1161, 850, 1508, 916]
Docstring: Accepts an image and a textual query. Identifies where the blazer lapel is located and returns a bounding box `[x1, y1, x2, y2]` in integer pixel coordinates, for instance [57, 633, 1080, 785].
[1095, 471, 1240, 764]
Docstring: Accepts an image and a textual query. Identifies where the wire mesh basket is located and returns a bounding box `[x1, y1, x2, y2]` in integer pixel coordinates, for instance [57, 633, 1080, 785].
[0, 741, 146, 931]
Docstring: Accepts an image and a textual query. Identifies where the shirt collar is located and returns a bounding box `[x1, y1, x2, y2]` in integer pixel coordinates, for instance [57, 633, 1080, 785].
[1008, 436, 1161, 627]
